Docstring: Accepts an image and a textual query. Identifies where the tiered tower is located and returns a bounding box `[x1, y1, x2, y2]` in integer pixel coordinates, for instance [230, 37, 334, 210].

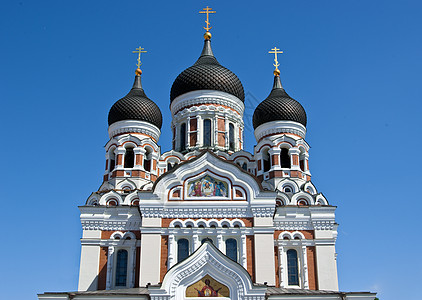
[38, 7, 376, 300]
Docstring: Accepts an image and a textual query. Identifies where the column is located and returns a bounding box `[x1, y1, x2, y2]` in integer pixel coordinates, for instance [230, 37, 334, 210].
[303, 153, 310, 173]
[129, 246, 136, 288]
[217, 234, 224, 252]
[168, 234, 175, 268]
[115, 147, 126, 169]
[255, 153, 263, 175]
[241, 234, 247, 269]
[196, 115, 202, 147]
[192, 234, 200, 251]
[133, 147, 145, 169]
[225, 116, 229, 151]
[213, 117, 218, 148]
[301, 245, 309, 289]
[105, 246, 115, 290]
[151, 152, 159, 174]
[186, 116, 191, 148]
[269, 148, 281, 171]
[289, 147, 301, 171]
[278, 244, 284, 287]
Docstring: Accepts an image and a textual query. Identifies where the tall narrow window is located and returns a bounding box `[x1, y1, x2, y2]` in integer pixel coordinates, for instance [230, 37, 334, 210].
[180, 123, 186, 152]
[144, 149, 151, 172]
[263, 149, 271, 172]
[299, 159, 305, 171]
[280, 148, 291, 168]
[115, 249, 128, 286]
[203, 119, 211, 147]
[109, 148, 116, 172]
[287, 249, 299, 285]
[225, 239, 237, 262]
[177, 239, 189, 262]
[241, 162, 247, 171]
[124, 147, 134, 168]
[229, 123, 235, 151]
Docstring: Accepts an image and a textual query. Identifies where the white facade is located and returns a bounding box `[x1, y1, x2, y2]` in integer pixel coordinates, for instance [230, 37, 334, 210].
[38, 26, 376, 300]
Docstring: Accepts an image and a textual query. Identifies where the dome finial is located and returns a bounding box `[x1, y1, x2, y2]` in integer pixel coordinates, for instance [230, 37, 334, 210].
[268, 46, 283, 76]
[199, 6, 216, 40]
[132, 45, 147, 75]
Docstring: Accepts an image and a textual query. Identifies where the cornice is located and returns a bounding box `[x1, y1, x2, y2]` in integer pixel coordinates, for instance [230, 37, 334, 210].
[170, 90, 245, 116]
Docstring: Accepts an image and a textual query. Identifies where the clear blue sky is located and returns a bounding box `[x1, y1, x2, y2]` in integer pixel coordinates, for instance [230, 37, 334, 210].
[1, 1, 421, 299]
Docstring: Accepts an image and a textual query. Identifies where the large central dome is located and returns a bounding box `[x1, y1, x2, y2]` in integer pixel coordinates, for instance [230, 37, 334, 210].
[170, 39, 244, 102]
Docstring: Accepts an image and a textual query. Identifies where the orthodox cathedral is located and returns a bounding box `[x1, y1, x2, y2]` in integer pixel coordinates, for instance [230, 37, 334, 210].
[38, 7, 376, 300]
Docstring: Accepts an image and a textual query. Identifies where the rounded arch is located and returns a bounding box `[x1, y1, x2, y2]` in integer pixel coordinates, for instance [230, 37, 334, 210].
[279, 231, 293, 240]
[315, 193, 328, 205]
[292, 231, 305, 240]
[169, 219, 184, 228]
[276, 179, 300, 194]
[232, 219, 245, 228]
[100, 191, 123, 206]
[302, 182, 317, 195]
[111, 231, 124, 240]
[208, 219, 219, 228]
[117, 178, 137, 191]
[123, 191, 139, 205]
[291, 192, 314, 206]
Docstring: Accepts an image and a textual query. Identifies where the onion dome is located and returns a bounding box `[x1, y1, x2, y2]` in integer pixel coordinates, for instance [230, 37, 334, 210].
[170, 38, 245, 102]
[108, 70, 163, 129]
[252, 75, 307, 129]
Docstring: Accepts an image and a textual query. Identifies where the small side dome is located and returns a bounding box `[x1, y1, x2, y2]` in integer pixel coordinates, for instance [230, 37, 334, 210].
[253, 75, 307, 129]
[170, 39, 244, 102]
[108, 75, 163, 129]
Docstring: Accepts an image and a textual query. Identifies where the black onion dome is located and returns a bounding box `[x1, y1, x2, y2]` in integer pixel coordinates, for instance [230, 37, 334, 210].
[252, 76, 307, 129]
[170, 39, 245, 102]
[108, 75, 163, 129]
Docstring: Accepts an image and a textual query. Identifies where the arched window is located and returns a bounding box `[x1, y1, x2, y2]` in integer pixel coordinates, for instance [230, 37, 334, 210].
[299, 149, 306, 171]
[241, 162, 247, 171]
[225, 239, 237, 262]
[280, 148, 291, 168]
[263, 148, 271, 172]
[287, 249, 299, 286]
[115, 249, 128, 286]
[203, 119, 211, 147]
[229, 123, 235, 151]
[124, 147, 134, 168]
[167, 161, 178, 171]
[177, 239, 189, 262]
[144, 148, 152, 172]
[180, 123, 186, 152]
[109, 148, 116, 172]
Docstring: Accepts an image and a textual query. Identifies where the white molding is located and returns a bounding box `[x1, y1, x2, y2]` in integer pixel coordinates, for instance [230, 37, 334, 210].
[170, 90, 245, 116]
[108, 120, 161, 141]
[254, 120, 307, 141]
[148, 242, 266, 300]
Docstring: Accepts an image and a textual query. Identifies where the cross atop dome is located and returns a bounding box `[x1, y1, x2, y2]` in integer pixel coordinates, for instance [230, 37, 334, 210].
[199, 6, 216, 40]
[132, 45, 147, 75]
[268, 47, 283, 76]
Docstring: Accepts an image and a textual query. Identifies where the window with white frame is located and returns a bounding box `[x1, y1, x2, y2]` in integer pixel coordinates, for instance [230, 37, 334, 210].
[115, 249, 128, 286]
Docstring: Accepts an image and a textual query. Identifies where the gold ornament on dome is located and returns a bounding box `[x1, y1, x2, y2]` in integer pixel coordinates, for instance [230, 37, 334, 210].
[268, 46, 283, 76]
[132, 45, 147, 73]
[199, 6, 216, 39]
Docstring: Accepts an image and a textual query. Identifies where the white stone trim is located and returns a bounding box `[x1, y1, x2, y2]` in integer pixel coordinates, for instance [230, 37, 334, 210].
[108, 120, 161, 141]
[254, 120, 307, 141]
[170, 90, 245, 116]
[149, 242, 266, 300]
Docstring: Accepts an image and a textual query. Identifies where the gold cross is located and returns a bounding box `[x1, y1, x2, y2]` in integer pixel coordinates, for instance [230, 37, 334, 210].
[199, 6, 216, 32]
[268, 47, 283, 70]
[132, 46, 147, 69]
